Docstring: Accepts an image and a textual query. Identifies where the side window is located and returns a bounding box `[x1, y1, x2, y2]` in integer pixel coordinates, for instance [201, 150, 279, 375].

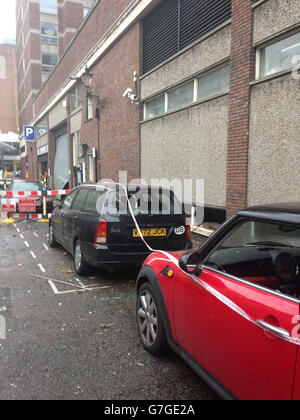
[205, 220, 300, 297]
[62, 190, 78, 210]
[84, 190, 106, 214]
[72, 189, 88, 211]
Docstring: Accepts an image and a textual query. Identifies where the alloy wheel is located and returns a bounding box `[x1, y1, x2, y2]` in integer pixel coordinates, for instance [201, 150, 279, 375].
[137, 290, 158, 347]
[74, 243, 82, 271]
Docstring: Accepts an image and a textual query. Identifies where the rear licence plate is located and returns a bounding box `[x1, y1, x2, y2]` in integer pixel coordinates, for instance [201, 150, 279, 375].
[133, 228, 167, 238]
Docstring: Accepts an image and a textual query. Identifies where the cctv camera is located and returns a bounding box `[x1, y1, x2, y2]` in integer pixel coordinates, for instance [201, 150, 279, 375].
[122, 88, 133, 98]
[129, 94, 138, 101]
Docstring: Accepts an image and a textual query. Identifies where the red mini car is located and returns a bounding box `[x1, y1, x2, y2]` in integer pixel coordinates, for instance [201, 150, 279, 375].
[136, 203, 300, 400]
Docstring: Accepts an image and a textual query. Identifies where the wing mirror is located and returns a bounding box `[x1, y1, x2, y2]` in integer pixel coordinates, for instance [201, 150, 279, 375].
[179, 251, 202, 276]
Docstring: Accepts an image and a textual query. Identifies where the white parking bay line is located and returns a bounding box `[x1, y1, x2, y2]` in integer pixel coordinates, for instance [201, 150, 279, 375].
[24, 241, 30, 248]
[30, 251, 36, 259]
[16, 228, 20, 233]
[48, 280, 59, 294]
[33, 232, 39, 237]
[38, 264, 45, 273]
[20, 234, 24, 239]
[43, 243, 49, 251]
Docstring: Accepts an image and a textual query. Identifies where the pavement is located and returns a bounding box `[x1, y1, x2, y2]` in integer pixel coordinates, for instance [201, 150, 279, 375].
[0, 220, 217, 400]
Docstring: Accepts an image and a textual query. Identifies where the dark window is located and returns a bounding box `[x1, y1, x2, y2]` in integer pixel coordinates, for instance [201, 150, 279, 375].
[84, 190, 106, 213]
[72, 189, 88, 211]
[205, 220, 300, 297]
[62, 190, 78, 210]
[143, 0, 231, 73]
[41, 23, 57, 45]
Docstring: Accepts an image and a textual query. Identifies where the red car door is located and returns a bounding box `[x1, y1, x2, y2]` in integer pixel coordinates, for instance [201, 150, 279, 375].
[173, 267, 299, 400]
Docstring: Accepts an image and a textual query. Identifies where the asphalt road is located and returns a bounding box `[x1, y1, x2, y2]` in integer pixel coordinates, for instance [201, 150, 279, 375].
[0, 220, 217, 400]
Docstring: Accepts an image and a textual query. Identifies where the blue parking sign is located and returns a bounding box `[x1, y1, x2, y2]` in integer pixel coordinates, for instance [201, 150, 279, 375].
[24, 126, 35, 141]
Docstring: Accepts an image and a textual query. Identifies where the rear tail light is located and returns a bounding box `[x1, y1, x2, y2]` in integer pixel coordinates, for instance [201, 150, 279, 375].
[186, 225, 191, 241]
[95, 219, 107, 244]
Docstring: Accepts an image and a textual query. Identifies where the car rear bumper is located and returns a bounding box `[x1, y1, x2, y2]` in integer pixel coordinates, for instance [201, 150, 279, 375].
[83, 240, 192, 268]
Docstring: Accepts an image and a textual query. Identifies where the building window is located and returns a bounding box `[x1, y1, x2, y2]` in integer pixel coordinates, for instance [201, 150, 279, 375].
[168, 81, 194, 112]
[197, 65, 230, 101]
[41, 54, 58, 73]
[143, 64, 230, 120]
[144, 95, 165, 120]
[40, 0, 57, 15]
[70, 85, 82, 113]
[72, 131, 80, 168]
[41, 23, 58, 45]
[258, 32, 300, 78]
[87, 96, 93, 120]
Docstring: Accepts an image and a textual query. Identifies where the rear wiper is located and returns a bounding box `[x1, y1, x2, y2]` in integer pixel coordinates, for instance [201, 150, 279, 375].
[245, 241, 290, 248]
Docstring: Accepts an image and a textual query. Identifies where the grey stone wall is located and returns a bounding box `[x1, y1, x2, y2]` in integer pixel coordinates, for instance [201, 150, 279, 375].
[141, 96, 229, 208]
[253, 0, 300, 44]
[248, 75, 300, 205]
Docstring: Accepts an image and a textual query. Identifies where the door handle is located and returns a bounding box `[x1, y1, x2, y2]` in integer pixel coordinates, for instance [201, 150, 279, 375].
[257, 319, 290, 339]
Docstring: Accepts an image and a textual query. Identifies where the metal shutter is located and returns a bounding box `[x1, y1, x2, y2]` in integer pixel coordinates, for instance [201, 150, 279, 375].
[180, 0, 232, 50]
[143, 0, 179, 74]
[143, 0, 232, 74]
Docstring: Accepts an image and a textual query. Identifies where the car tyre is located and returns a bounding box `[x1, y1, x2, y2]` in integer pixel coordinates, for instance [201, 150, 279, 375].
[137, 282, 169, 355]
[74, 240, 89, 276]
[48, 223, 57, 248]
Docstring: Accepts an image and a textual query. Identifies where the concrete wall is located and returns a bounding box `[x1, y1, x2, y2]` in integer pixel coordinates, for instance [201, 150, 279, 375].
[36, 132, 48, 149]
[49, 99, 67, 129]
[248, 75, 300, 205]
[253, 0, 300, 44]
[70, 109, 82, 134]
[141, 24, 231, 100]
[141, 95, 229, 207]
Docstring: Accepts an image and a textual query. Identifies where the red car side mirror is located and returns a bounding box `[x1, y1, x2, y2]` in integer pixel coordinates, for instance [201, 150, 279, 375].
[179, 252, 202, 276]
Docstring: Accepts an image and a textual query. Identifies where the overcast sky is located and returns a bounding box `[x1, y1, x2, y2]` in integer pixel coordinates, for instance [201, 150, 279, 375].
[0, 0, 16, 43]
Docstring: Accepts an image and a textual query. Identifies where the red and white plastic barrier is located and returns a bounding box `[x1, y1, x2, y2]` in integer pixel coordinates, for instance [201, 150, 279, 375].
[0, 213, 52, 220]
[0, 189, 71, 198]
[47, 189, 72, 197]
[0, 188, 72, 220]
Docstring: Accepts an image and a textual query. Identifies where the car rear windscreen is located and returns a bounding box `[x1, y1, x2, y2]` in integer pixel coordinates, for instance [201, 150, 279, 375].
[107, 189, 183, 216]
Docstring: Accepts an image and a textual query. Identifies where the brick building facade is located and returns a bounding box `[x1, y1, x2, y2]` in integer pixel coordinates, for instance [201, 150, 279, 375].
[0, 43, 18, 135]
[16, 0, 95, 178]
[18, 0, 300, 220]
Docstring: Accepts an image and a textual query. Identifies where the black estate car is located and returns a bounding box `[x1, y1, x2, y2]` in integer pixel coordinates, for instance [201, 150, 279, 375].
[49, 183, 192, 275]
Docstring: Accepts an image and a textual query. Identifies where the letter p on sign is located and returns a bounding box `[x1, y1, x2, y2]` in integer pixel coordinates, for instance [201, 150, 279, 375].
[24, 126, 35, 141]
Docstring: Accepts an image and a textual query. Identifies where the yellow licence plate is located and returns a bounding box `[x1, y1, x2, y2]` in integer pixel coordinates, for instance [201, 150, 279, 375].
[133, 228, 167, 238]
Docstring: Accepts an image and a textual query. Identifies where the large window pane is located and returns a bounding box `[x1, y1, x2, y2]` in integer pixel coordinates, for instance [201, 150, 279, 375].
[40, 0, 57, 14]
[144, 95, 165, 119]
[206, 220, 300, 296]
[41, 23, 57, 45]
[259, 32, 300, 78]
[168, 81, 194, 111]
[198, 65, 230, 101]
[42, 54, 58, 66]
